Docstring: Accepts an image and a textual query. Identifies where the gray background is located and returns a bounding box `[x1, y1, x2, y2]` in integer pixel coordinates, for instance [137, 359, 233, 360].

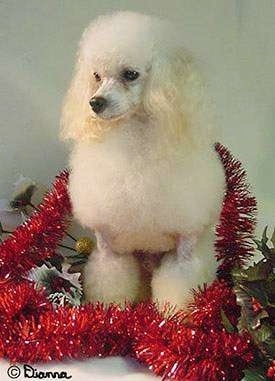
[0, 0, 274, 230]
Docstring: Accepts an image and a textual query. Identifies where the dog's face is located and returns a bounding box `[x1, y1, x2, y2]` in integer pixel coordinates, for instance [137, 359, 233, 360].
[88, 60, 149, 121]
[60, 12, 207, 143]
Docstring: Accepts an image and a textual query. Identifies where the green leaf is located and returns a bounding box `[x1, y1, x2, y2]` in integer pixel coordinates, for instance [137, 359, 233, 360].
[271, 228, 275, 248]
[254, 324, 273, 343]
[65, 256, 88, 265]
[254, 227, 272, 259]
[221, 309, 237, 333]
[244, 260, 273, 281]
[239, 282, 269, 308]
[254, 239, 263, 249]
[243, 367, 266, 381]
[265, 338, 275, 357]
[262, 226, 269, 245]
[232, 266, 249, 281]
[234, 285, 255, 332]
[251, 310, 269, 330]
[266, 276, 275, 304]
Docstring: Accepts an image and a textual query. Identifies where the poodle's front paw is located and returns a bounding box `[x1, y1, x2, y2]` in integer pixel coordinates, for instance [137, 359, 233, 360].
[152, 231, 217, 312]
[151, 252, 194, 312]
[83, 247, 142, 307]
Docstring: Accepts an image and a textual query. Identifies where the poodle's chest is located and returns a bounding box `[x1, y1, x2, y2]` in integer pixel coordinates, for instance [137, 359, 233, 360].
[68, 141, 224, 246]
[69, 146, 179, 218]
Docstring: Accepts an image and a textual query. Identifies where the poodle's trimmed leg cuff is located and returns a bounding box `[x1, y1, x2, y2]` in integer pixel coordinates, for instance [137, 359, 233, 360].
[152, 229, 217, 311]
[84, 230, 142, 306]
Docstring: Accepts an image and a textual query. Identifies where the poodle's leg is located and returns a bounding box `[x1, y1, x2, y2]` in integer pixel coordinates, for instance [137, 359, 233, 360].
[83, 231, 142, 306]
[151, 227, 218, 310]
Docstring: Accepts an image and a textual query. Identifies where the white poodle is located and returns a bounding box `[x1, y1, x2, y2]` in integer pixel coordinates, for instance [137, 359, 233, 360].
[61, 12, 225, 309]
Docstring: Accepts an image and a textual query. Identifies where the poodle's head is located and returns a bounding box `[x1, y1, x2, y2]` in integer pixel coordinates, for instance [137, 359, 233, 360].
[61, 12, 212, 143]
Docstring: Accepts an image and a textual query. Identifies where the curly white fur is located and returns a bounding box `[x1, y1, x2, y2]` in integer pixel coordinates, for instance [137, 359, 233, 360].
[61, 12, 226, 309]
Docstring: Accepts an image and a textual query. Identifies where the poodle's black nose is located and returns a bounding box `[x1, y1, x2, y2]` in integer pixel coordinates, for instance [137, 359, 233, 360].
[89, 96, 107, 114]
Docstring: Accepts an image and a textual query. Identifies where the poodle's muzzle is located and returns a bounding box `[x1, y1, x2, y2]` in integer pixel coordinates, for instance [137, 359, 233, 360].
[88, 77, 143, 120]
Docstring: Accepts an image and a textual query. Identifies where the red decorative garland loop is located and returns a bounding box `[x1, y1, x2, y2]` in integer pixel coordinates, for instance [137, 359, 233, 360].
[214, 143, 257, 280]
[0, 170, 71, 284]
[0, 145, 257, 380]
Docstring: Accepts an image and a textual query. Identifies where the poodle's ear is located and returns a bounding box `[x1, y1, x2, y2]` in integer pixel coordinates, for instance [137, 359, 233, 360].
[60, 55, 91, 141]
[143, 47, 204, 143]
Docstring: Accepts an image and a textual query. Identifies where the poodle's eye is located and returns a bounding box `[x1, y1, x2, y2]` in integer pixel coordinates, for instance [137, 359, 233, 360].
[93, 72, 101, 82]
[121, 69, 140, 82]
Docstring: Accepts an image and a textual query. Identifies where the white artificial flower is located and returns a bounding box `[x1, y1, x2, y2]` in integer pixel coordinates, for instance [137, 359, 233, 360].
[0, 199, 26, 232]
[28, 264, 82, 292]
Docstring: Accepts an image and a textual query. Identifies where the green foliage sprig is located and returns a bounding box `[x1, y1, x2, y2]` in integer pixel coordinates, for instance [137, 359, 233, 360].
[232, 227, 275, 380]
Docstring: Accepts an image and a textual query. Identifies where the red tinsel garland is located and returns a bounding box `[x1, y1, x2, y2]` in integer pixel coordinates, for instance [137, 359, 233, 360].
[0, 145, 258, 380]
[0, 170, 71, 285]
[214, 143, 257, 280]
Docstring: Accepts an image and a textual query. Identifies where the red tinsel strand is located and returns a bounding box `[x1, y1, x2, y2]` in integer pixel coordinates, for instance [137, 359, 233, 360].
[0, 280, 53, 363]
[134, 313, 254, 381]
[0, 280, 51, 320]
[0, 170, 71, 284]
[133, 285, 254, 380]
[188, 280, 240, 330]
[215, 143, 257, 279]
[0, 282, 255, 379]
[2, 302, 136, 363]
